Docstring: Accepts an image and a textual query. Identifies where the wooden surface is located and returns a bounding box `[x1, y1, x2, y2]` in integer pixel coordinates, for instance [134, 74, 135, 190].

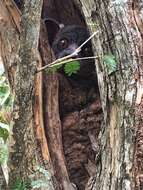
[80, 0, 143, 189]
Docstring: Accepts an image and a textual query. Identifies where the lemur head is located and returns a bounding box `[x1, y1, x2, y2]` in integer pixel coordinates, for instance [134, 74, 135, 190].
[45, 19, 95, 78]
[52, 25, 93, 59]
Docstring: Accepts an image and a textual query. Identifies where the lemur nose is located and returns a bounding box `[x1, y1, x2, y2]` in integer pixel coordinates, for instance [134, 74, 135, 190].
[57, 51, 72, 58]
[57, 44, 78, 59]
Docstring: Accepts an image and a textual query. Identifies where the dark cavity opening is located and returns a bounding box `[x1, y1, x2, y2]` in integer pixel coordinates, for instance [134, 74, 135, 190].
[42, 0, 103, 189]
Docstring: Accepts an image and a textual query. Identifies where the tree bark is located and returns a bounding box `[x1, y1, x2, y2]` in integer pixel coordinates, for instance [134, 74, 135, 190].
[0, 0, 54, 189]
[79, 0, 143, 189]
[1, 0, 143, 190]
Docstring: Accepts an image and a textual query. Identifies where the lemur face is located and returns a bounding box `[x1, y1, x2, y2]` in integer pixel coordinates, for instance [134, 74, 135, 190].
[45, 19, 95, 78]
[52, 25, 93, 59]
[52, 25, 95, 77]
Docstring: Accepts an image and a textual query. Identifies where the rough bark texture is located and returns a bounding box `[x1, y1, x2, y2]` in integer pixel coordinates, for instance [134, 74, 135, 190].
[10, 0, 43, 183]
[1, 0, 143, 190]
[79, 0, 143, 189]
[0, 1, 54, 189]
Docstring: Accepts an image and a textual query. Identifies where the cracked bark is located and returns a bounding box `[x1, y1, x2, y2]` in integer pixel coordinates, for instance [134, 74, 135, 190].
[0, 0, 143, 190]
[79, 0, 143, 189]
[0, 0, 54, 189]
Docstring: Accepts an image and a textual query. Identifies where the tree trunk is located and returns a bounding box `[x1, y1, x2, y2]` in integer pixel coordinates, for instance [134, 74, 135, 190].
[0, 0, 143, 190]
[80, 0, 143, 189]
[0, 0, 54, 189]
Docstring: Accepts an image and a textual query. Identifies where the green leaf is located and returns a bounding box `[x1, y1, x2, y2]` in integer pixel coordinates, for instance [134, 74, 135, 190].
[52, 64, 62, 72]
[1, 161, 9, 185]
[11, 178, 31, 190]
[0, 90, 10, 106]
[64, 61, 80, 76]
[0, 144, 8, 164]
[103, 54, 117, 74]
[0, 85, 9, 96]
[0, 122, 10, 141]
[45, 63, 63, 74]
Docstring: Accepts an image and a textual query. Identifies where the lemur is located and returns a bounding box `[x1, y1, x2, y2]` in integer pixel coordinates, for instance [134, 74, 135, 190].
[44, 19, 98, 89]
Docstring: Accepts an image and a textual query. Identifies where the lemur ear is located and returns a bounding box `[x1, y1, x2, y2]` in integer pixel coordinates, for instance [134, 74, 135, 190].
[44, 18, 64, 46]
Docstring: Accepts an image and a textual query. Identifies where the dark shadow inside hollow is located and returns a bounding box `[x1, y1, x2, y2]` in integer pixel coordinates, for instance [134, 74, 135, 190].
[13, 0, 22, 9]
[40, 1, 103, 190]
[42, 0, 103, 189]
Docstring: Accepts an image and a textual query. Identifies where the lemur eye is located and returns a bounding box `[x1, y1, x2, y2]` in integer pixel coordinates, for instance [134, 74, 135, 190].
[59, 38, 69, 49]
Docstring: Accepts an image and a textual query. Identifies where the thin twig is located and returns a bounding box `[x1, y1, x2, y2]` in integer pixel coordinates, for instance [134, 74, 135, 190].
[37, 30, 99, 73]
[75, 31, 99, 52]
[37, 56, 99, 72]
